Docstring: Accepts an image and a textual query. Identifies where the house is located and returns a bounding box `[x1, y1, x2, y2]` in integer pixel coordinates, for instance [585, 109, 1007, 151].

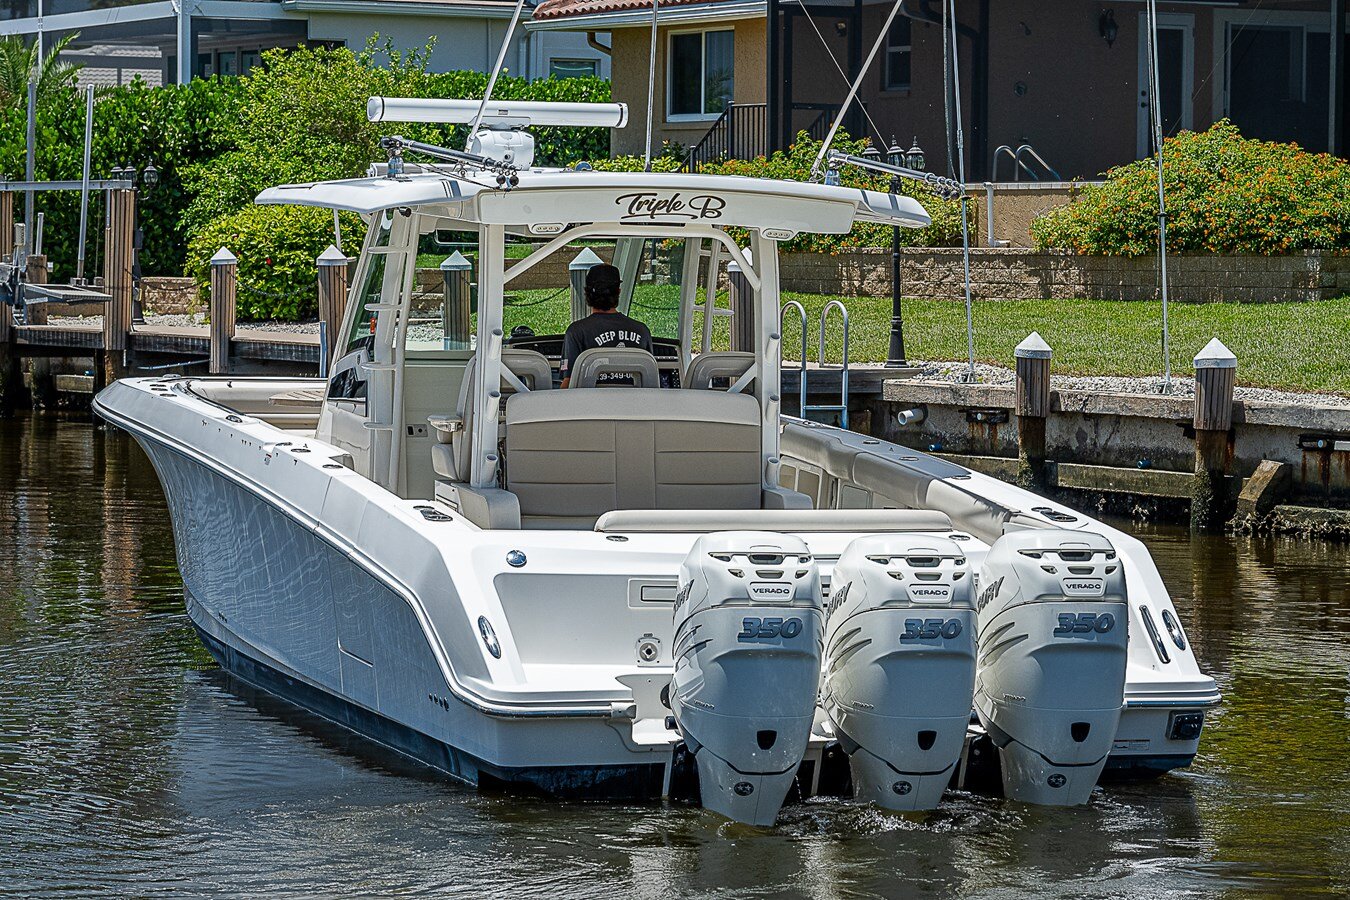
[0, 0, 609, 87]
[528, 0, 1350, 179]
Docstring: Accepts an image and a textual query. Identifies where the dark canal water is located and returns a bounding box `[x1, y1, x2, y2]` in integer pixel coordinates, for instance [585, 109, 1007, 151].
[1, 412, 1347, 898]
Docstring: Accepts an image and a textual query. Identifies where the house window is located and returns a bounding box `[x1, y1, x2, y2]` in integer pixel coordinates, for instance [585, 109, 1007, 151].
[550, 58, 598, 79]
[667, 29, 734, 120]
[883, 17, 912, 91]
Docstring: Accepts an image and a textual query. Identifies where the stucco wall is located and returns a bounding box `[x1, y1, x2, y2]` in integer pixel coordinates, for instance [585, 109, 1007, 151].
[610, 17, 765, 158]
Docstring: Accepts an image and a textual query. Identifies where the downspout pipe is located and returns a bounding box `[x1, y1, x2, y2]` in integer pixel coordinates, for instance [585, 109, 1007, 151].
[586, 31, 612, 55]
[900, 0, 989, 180]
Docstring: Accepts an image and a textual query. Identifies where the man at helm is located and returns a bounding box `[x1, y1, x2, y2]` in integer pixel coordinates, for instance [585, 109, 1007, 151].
[559, 263, 654, 388]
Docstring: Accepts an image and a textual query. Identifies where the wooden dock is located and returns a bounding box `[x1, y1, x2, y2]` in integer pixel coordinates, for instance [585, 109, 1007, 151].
[15, 322, 318, 364]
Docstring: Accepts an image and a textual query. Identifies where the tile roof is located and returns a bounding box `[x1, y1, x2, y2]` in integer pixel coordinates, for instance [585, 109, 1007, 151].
[533, 0, 730, 21]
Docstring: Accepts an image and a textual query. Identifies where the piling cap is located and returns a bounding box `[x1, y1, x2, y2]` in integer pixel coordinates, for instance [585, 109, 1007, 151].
[569, 247, 604, 271]
[1193, 337, 1237, 370]
[210, 247, 237, 265]
[440, 250, 471, 271]
[1014, 331, 1053, 360]
[317, 244, 348, 266]
[727, 248, 754, 273]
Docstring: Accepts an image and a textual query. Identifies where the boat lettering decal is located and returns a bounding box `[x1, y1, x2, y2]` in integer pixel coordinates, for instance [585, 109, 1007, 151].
[901, 617, 964, 641]
[738, 616, 804, 642]
[976, 576, 1004, 612]
[1053, 612, 1115, 636]
[825, 581, 850, 619]
[615, 192, 726, 221]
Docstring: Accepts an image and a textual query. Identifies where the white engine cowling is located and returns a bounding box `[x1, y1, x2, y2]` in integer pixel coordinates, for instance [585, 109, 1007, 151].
[671, 532, 823, 826]
[822, 535, 977, 811]
[974, 530, 1129, 805]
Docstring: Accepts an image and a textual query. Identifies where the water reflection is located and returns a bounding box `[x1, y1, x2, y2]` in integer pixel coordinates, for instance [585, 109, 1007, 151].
[0, 414, 1346, 897]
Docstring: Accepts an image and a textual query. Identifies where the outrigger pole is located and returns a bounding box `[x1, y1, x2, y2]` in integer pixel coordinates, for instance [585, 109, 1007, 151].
[809, 0, 907, 182]
[945, 0, 977, 381]
[643, 0, 659, 171]
[1145, 0, 1174, 392]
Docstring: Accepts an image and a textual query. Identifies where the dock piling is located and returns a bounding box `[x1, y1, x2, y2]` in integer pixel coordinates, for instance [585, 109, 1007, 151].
[209, 248, 238, 375]
[316, 245, 349, 373]
[569, 247, 603, 323]
[440, 250, 472, 350]
[1014, 331, 1053, 491]
[25, 253, 47, 325]
[1191, 338, 1237, 531]
[101, 187, 136, 383]
[728, 251, 754, 353]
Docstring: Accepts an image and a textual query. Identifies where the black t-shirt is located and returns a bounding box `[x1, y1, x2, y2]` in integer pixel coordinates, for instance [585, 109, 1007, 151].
[561, 312, 654, 380]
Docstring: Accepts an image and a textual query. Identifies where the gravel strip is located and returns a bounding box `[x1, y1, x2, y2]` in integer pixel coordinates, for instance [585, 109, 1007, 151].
[905, 359, 1350, 409]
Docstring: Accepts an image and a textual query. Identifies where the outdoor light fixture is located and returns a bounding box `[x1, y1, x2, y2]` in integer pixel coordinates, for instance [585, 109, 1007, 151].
[887, 137, 905, 168]
[834, 21, 848, 38]
[1099, 9, 1118, 48]
[142, 161, 159, 190]
[906, 137, 926, 171]
[862, 146, 881, 162]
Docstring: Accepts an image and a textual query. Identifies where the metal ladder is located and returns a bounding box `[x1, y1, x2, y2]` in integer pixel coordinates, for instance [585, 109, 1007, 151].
[782, 300, 850, 430]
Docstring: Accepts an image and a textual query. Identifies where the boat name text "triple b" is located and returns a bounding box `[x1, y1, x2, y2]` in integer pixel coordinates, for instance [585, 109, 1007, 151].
[616, 192, 727, 221]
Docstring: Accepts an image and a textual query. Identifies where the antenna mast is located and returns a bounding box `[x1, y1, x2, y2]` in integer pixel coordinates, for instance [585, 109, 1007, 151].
[643, 0, 660, 171]
[466, 0, 530, 150]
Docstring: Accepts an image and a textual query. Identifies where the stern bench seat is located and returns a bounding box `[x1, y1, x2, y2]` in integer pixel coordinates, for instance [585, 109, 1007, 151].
[506, 388, 767, 529]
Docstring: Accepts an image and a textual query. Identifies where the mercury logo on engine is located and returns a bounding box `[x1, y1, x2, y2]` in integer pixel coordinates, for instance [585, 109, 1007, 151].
[1061, 578, 1105, 597]
[976, 576, 1005, 612]
[749, 582, 793, 601]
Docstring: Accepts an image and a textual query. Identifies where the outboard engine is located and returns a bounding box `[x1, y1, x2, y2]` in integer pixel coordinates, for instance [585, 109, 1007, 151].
[671, 532, 823, 826]
[974, 530, 1128, 805]
[822, 535, 976, 811]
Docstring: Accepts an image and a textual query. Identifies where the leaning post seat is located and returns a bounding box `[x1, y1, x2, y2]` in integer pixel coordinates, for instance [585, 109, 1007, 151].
[430, 349, 553, 482]
[569, 347, 661, 388]
[505, 388, 764, 529]
[684, 351, 755, 393]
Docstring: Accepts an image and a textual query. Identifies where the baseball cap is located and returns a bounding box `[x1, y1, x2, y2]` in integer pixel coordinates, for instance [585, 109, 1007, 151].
[585, 263, 622, 293]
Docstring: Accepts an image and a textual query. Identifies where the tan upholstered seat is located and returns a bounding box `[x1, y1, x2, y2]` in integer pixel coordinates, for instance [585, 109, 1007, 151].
[431, 349, 553, 482]
[505, 388, 763, 529]
[684, 352, 755, 393]
[569, 347, 661, 388]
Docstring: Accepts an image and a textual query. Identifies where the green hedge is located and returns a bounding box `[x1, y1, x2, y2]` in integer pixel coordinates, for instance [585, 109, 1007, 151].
[181, 41, 612, 237]
[1032, 121, 1350, 255]
[0, 76, 245, 280]
[185, 205, 364, 320]
[580, 134, 969, 252]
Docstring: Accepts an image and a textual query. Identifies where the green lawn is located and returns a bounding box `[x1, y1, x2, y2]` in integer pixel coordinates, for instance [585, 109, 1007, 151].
[493, 288, 1350, 395]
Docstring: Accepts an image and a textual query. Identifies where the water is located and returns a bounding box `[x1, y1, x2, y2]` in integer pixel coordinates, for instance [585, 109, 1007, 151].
[1, 413, 1347, 899]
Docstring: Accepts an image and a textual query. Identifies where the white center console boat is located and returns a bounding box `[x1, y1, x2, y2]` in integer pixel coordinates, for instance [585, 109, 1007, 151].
[94, 98, 1218, 825]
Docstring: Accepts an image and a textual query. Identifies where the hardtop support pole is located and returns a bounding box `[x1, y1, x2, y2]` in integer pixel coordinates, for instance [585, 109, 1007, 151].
[471, 223, 506, 489]
[751, 229, 782, 491]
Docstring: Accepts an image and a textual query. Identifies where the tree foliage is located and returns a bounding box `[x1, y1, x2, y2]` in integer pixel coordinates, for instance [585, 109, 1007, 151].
[1032, 121, 1350, 255]
[0, 34, 82, 109]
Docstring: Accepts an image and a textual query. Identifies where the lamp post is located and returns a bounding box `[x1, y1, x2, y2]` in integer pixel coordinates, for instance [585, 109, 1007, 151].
[884, 137, 924, 367]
